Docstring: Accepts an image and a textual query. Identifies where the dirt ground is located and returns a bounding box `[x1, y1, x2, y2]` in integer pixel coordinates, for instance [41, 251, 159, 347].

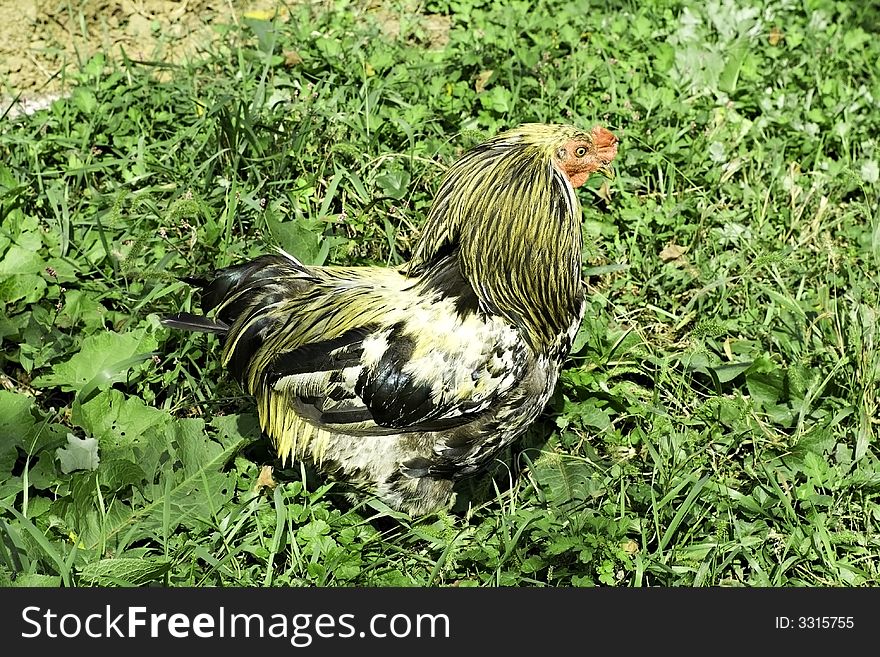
[0, 0, 294, 116]
[0, 1, 450, 117]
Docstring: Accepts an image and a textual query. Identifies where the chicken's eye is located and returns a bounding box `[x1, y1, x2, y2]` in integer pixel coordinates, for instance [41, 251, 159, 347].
[575, 146, 588, 158]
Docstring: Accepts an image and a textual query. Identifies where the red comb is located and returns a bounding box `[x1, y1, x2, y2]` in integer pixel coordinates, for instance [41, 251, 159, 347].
[591, 125, 618, 162]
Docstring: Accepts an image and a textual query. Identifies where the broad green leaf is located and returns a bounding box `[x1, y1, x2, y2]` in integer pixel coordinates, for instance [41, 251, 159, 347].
[0, 392, 62, 473]
[209, 413, 261, 447]
[99, 459, 147, 490]
[746, 371, 784, 408]
[71, 87, 98, 114]
[25, 453, 61, 490]
[31, 328, 159, 394]
[0, 391, 35, 439]
[265, 210, 329, 265]
[479, 86, 512, 113]
[72, 389, 170, 468]
[59, 499, 136, 557]
[79, 557, 171, 586]
[711, 361, 753, 383]
[82, 53, 105, 77]
[0, 244, 45, 276]
[56, 289, 109, 330]
[531, 452, 603, 504]
[76, 418, 245, 550]
[173, 418, 218, 475]
[0, 274, 47, 304]
[375, 169, 411, 200]
[803, 452, 831, 487]
[10, 573, 63, 587]
[563, 397, 612, 431]
[719, 42, 747, 94]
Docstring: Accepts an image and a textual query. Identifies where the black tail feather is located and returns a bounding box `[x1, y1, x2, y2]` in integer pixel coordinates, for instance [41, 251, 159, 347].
[197, 256, 289, 315]
[161, 312, 229, 334]
[165, 254, 305, 341]
[181, 276, 210, 288]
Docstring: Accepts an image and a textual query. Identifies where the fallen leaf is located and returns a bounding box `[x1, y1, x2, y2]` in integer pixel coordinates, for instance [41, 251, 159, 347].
[254, 465, 276, 492]
[723, 337, 734, 361]
[660, 243, 688, 262]
[284, 50, 303, 67]
[475, 69, 493, 93]
[768, 27, 783, 46]
[595, 180, 613, 204]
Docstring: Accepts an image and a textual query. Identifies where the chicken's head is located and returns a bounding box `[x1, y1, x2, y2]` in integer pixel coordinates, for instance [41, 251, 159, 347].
[553, 125, 618, 188]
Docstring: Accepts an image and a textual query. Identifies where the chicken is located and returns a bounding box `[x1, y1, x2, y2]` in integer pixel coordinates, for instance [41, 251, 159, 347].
[163, 123, 618, 515]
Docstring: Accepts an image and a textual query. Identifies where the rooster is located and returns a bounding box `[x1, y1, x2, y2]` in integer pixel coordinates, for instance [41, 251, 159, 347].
[163, 123, 618, 515]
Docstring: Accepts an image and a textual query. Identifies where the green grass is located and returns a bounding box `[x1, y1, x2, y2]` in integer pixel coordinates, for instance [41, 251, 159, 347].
[1, 0, 879, 587]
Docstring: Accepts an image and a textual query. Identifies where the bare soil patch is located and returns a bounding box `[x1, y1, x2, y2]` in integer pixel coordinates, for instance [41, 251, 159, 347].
[0, 0, 290, 114]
